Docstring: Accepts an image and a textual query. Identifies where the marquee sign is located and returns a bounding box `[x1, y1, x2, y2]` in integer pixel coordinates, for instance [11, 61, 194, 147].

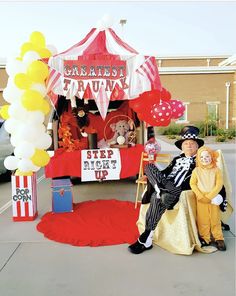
[63, 60, 129, 95]
[81, 148, 121, 182]
[64, 60, 126, 80]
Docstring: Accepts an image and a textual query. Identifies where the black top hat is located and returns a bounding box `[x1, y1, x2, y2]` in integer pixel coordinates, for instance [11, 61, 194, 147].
[174, 126, 204, 150]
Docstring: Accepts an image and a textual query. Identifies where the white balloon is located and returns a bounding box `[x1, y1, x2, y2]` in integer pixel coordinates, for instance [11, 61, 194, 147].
[8, 101, 28, 121]
[17, 158, 40, 172]
[101, 14, 114, 28]
[4, 155, 19, 170]
[35, 123, 46, 134]
[31, 164, 41, 172]
[2, 85, 23, 104]
[26, 111, 45, 125]
[30, 83, 47, 97]
[23, 51, 40, 66]
[17, 123, 46, 142]
[10, 134, 22, 147]
[5, 58, 27, 76]
[17, 158, 35, 172]
[46, 44, 58, 55]
[4, 118, 21, 134]
[14, 141, 35, 159]
[34, 132, 52, 149]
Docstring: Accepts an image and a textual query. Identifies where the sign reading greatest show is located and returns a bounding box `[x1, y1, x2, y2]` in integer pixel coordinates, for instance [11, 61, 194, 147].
[81, 148, 121, 182]
[63, 60, 128, 93]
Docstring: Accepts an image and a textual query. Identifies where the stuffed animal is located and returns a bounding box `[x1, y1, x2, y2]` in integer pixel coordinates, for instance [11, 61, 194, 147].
[107, 120, 130, 145]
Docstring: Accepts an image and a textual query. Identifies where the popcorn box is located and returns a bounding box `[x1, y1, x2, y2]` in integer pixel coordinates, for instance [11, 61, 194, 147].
[11, 173, 38, 221]
[51, 178, 73, 213]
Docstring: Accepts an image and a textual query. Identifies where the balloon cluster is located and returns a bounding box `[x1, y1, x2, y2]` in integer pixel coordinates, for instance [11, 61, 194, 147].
[129, 88, 185, 127]
[0, 31, 57, 176]
[144, 137, 161, 161]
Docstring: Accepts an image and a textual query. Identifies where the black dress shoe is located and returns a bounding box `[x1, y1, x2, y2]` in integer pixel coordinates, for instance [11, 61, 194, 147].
[128, 240, 153, 254]
[200, 238, 211, 248]
[215, 240, 226, 251]
[221, 221, 230, 231]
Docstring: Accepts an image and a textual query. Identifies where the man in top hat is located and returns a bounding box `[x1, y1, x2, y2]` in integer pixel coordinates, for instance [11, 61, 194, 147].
[129, 126, 206, 254]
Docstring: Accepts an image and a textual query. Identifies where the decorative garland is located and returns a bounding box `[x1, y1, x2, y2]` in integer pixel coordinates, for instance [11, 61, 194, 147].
[58, 121, 82, 152]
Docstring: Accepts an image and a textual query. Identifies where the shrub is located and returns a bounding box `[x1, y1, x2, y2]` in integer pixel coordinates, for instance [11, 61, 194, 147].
[216, 128, 227, 136]
[216, 135, 226, 142]
[195, 122, 205, 137]
[195, 120, 218, 137]
[226, 128, 236, 139]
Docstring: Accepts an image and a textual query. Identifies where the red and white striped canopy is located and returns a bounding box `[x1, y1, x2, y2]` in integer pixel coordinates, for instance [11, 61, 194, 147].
[47, 27, 161, 119]
[54, 27, 138, 58]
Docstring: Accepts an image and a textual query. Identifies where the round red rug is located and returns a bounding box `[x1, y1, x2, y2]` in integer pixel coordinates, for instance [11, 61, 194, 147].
[37, 199, 140, 247]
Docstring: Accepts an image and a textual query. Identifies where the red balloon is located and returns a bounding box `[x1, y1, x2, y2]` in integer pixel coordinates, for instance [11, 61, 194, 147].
[165, 90, 171, 101]
[136, 109, 157, 126]
[137, 112, 148, 122]
[140, 90, 161, 105]
[169, 99, 185, 119]
[150, 101, 172, 122]
[137, 108, 172, 127]
[160, 88, 167, 99]
[160, 88, 171, 101]
[156, 117, 171, 127]
[145, 116, 159, 126]
[129, 97, 145, 113]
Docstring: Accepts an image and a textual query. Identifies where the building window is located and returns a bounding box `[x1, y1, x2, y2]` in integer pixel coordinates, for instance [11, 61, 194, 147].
[176, 102, 189, 123]
[206, 102, 219, 121]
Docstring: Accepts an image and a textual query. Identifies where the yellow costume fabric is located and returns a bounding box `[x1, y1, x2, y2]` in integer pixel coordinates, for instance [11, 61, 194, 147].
[190, 166, 223, 243]
[136, 150, 233, 255]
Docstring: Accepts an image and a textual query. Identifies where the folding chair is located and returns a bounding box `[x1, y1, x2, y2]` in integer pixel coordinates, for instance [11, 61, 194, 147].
[135, 152, 171, 208]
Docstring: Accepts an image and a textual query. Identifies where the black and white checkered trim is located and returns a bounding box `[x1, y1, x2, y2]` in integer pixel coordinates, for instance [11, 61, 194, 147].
[182, 133, 198, 139]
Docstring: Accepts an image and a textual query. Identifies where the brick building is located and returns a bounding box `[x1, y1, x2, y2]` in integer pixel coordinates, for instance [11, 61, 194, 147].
[158, 55, 236, 129]
[1, 55, 236, 129]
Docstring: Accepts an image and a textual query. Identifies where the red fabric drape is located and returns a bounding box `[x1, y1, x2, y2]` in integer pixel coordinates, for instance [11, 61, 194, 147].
[45, 144, 144, 179]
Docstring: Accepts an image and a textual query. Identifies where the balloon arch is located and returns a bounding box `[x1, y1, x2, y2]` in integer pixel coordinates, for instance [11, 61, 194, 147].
[0, 30, 185, 177]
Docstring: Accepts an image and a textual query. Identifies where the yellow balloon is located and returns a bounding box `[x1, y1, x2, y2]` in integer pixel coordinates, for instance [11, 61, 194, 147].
[31, 149, 50, 167]
[14, 73, 32, 89]
[30, 31, 46, 48]
[41, 99, 50, 115]
[20, 42, 36, 57]
[21, 89, 44, 111]
[15, 169, 33, 176]
[37, 48, 52, 59]
[27, 60, 49, 83]
[0, 105, 10, 119]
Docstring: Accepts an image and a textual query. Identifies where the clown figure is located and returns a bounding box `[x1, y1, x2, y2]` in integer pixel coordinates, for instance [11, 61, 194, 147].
[190, 146, 226, 251]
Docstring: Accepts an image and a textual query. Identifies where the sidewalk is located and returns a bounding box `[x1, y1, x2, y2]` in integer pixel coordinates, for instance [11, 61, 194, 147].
[0, 176, 235, 296]
[0, 137, 235, 296]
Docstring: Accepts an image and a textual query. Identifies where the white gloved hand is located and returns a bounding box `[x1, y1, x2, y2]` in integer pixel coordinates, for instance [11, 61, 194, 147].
[154, 184, 161, 199]
[211, 194, 223, 205]
[154, 184, 160, 195]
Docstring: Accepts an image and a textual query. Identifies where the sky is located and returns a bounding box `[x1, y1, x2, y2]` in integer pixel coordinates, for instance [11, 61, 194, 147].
[0, 1, 236, 59]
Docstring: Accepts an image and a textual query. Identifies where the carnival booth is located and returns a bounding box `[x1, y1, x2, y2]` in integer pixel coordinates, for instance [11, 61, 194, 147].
[44, 25, 165, 182]
[2, 23, 233, 253]
[2, 22, 206, 250]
